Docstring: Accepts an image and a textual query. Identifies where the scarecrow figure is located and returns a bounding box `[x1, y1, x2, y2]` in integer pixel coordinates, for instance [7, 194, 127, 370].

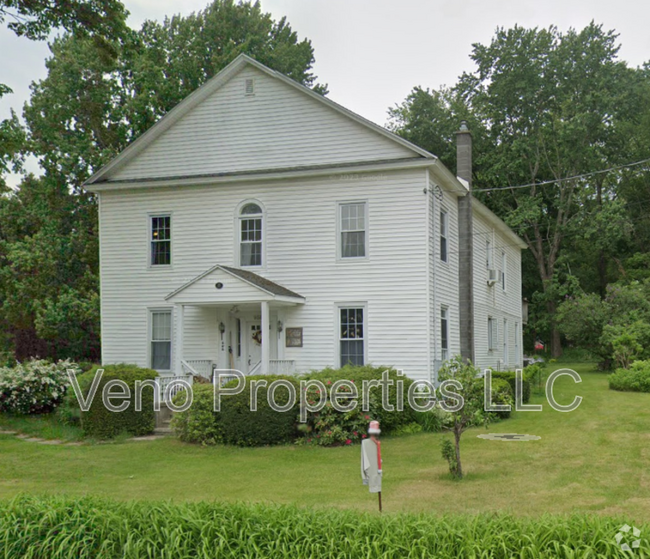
[361, 420, 383, 511]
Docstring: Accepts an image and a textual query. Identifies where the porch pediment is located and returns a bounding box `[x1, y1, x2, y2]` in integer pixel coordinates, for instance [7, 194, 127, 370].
[164, 265, 305, 305]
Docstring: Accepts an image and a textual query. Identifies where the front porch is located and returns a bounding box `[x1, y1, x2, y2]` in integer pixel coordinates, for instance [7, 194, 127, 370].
[161, 264, 305, 395]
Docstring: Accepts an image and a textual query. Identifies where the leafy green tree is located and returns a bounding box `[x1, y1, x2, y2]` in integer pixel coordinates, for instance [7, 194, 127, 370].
[557, 280, 650, 367]
[0, 175, 99, 361]
[438, 356, 490, 479]
[391, 23, 641, 357]
[0, 0, 127, 41]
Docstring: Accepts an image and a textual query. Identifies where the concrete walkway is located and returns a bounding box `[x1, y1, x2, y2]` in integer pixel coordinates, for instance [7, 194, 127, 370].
[0, 428, 84, 446]
[0, 427, 167, 444]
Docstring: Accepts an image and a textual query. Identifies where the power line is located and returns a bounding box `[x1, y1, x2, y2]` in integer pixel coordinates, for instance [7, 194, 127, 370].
[439, 209, 650, 257]
[471, 157, 650, 193]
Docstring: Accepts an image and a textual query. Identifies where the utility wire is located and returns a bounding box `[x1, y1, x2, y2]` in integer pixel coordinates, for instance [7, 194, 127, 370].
[439, 210, 650, 257]
[471, 157, 650, 193]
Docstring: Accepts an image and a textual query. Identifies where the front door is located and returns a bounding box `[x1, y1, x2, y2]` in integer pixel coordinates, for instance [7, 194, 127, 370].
[246, 321, 262, 373]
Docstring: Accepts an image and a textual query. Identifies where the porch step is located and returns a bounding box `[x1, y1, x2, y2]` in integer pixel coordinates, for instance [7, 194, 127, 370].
[155, 402, 173, 428]
[154, 427, 173, 436]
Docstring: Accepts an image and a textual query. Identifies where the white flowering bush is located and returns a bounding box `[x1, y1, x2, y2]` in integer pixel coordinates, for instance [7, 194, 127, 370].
[0, 359, 73, 415]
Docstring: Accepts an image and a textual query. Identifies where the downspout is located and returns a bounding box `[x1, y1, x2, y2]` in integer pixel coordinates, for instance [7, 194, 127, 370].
[426, 168, 438, 384]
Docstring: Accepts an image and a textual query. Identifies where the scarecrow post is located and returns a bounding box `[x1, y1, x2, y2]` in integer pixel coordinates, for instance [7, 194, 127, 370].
[360, 420, 383, 512]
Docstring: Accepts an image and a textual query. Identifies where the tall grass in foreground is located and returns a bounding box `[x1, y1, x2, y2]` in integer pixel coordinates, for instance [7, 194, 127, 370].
[0, 496, 647, 558]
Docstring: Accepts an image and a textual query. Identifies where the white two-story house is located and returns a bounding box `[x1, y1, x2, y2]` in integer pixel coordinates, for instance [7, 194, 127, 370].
[84, 54, 526, 384]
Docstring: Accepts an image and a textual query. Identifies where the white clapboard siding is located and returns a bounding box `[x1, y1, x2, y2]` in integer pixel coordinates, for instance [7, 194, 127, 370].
[432, 184, 462, 369]
[99, 168, 433, 379]
[472, 211, 524, 370]
[109, 66, 417, 182]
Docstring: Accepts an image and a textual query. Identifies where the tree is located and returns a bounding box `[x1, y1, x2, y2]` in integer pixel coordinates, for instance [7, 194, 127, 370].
[0, 175, 100, 361]
[0, 0, 128, 188]
[557, 280, 650, 367]
[0, 0, 127, 41]
[438, 357, 491, 479]
[390, 23, 640, 357]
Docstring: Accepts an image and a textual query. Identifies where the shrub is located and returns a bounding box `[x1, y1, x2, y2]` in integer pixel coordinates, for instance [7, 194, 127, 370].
[488, 378, 513, 419]
[171, 384, 221, 445]
[441, 438, 459, 476]
[558, 280, 650, 367]
[301, 365, 416, 443]
[414, 407, 449, 433]
[57, 368, 98, 426]
[609, 360, 650, 393]
[491, 370, 530, 404]
[0, 359, 72, 415]
[79, 364, 157, 439]
[219, 375, 299, 447]
[524, 362, 545, 393]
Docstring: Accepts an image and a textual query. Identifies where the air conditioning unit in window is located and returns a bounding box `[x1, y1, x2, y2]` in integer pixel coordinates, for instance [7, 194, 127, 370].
[487, 268, 498, 286]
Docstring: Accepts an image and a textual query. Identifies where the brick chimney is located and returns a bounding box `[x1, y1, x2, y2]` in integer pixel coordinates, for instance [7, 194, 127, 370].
[456, 120, 475, 363]
[456, 120, 472, 187]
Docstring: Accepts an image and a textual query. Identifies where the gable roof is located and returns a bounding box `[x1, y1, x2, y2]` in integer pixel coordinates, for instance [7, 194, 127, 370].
[165, 264, 305, 303]
[85, 54, 434, 187]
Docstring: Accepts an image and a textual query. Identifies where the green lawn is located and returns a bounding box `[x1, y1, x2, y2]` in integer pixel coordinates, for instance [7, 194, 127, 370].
[1, 363, 649, 520]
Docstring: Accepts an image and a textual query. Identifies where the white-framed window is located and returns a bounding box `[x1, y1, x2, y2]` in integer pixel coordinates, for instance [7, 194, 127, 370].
[339, 202, 367, 259]
[488, 317, 497, 351]
[503, 319, 508, 363]
[150, 309, 172, 371]
[239, 202, 263, 267]
[501, 250, 507, 290]
[486, 239, 493, 269]
[440, 210, 448, 263]
[339, 306, 365, 366]
[514, 322, 520, 366]
[150, 215, 171, 266]
[441, 306, 449, 361]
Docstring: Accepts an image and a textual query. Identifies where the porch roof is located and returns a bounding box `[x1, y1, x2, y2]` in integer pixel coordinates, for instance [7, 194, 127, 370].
[164, 264, 305, 305]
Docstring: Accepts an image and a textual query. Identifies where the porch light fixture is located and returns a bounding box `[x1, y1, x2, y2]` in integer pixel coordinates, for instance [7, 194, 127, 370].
[219, 322, 226, 334]
[277, 320, 283, 333]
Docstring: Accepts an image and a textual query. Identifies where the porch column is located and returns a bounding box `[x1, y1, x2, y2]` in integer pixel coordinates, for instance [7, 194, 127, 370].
[261, 301, 270, 375]
[176, 304, 185, 375]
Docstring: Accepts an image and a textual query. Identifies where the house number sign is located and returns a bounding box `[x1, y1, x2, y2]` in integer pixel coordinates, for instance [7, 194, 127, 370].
[285, 327, 303, 348]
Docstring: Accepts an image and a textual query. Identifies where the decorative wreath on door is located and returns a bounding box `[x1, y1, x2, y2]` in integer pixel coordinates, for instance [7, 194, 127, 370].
[252, 329, 262, 345]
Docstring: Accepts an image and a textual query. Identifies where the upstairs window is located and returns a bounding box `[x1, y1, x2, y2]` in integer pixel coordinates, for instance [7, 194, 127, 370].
[501, 250, 507, 290]
[440, 210, 448, 262]
[151, 215, 171, 266]
[239, 203, 263, 267]
[340, 202, 367, 259]
[441, 306, 449, 361]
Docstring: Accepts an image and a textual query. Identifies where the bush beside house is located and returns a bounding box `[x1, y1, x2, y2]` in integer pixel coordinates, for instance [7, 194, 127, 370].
[172, 364, 518, 447]
[220, 376, 300, 446]
[171, 384, 221, 445]
[0, 359, 72, 415]
[490, 371, 531, 404]
[79, 364, 157, 439]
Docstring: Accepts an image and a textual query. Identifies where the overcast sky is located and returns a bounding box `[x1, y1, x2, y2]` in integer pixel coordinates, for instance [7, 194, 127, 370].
[1, 0, 649, 185]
